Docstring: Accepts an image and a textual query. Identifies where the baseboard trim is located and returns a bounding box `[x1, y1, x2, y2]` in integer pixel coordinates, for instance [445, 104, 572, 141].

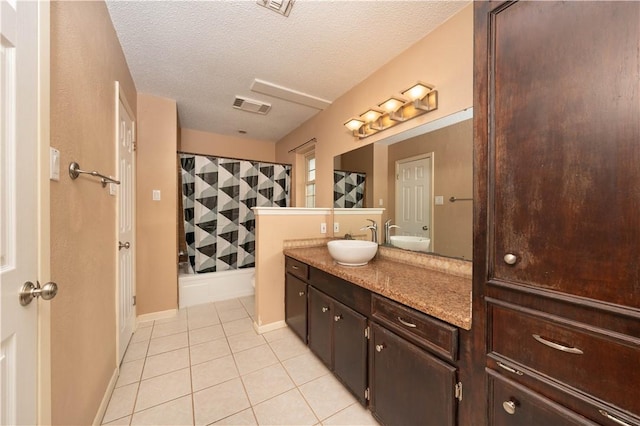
[136, 309, 178, 325]
[253, 320, 287, 334]
[93, 366, 118, 426]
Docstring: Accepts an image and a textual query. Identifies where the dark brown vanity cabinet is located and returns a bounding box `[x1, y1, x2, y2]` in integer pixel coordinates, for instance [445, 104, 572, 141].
[475, 2, 640, 424]
[370, 323, 457, 426]
[285, 257, 309, 343]
[308, 286, 368, 404]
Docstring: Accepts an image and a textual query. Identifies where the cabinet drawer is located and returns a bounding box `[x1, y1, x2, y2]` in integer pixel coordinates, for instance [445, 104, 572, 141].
[487, 369, 597, 426]
[309, 267, 370, 316]
[488, 299, 640, 415]
[372, 294, 458, 362]
[285, 257, 308, 280]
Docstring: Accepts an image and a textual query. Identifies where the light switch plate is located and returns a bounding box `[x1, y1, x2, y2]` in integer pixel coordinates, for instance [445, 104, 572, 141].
[435, 196, 444, 205]
[50, 147, 60, 181]
[334, 222, 340, 233]
[320, 223, 327, 234]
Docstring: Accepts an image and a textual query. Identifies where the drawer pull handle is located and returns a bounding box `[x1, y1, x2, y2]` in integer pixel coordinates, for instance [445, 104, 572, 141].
[298, 291, 305, 297]
[291, 265, 299, 270]
[496, 361, 524, 376]
[532, 334, 583, 355]
[322, 306, 329, 313]
[504, 253, 517, 265]
[334, 314, 342, 322]
[397, 317, 417, 328]
[375, 344, 386, 352]
[502, 400, 517, 415]
[599, 410, 633, 426]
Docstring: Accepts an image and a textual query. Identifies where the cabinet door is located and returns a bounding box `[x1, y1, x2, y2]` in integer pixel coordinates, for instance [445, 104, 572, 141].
[487, 369, 597, 426]
[308, 286, 332, 368]
[285, 274, 307, 343]
[370, 323, 456, 426]
[333, 300, 368, 404]
[485, 1, 640, 307]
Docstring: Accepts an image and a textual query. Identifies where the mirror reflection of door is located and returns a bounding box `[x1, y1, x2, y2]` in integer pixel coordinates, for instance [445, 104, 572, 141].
[395, 154, 434, 249]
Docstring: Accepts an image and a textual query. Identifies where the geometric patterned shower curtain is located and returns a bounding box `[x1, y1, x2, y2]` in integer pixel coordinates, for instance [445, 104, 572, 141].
[179, 154, 291, 273]
[333, 170, 366, 208]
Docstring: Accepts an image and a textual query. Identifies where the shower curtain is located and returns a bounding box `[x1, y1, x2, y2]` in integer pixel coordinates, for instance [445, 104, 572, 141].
[180, 154, 291, 273]
[333, 170, 366, 208]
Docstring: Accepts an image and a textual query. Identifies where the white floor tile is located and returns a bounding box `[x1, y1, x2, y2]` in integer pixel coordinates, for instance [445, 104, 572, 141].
[102, 415, 131, 425]
[193, 378, 250, 425]
[135, 368, 192, 412]
[233, 344, 279, 376]
[222, 317, 254, 337]
[322, 402, 380, 425]
[102, 382, 138, 424]
[227, 331, 265, 353]
[282, 352, 331, 386]
[130, 327, 152, 343]
[152, 319, 188, 339]
[142, 347, 190, 380]
[268, 334, 310, 361]
[212, 408, 257, 425]
[299, 374, 356, 421]
[188, 303, 217, 317]
[147, 332, 189, 356]
[189, 324, 224, 345]
[214, 299, 243, 312]
[116, 358, 144, 388]
[130, 395, 194, 426]
[154, 309, 187, 324]
[252, 389, 318, 426]
[123, 340, 149, 363]
[137, 320, 154, 329]
[190, 337, 231, 365]
[241, 364, 295, 405]
[218, 308, 249, 323]
[261, 326, 296, 343]
[188, 313, 221, 330]
[191, 355, 239, 392]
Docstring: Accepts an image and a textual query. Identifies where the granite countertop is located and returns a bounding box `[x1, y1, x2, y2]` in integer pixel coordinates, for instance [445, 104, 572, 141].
[283, 246, 472, 330]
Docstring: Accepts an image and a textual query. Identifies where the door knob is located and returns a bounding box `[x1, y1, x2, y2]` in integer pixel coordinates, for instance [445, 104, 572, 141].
[322, 306, 329, 313]
[503, 253, 517, 265]
[422, 226, 429, 230]
[20, 281, 58, 306]
[334, 314, 342, 322]
[119, 241, 131, 250]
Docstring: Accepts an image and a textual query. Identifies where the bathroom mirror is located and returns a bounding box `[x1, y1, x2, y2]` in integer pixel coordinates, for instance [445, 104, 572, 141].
[333, 110, 473, 260]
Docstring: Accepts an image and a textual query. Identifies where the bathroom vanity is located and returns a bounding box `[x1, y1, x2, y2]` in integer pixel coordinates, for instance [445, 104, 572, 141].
[283, 246, 472, 425]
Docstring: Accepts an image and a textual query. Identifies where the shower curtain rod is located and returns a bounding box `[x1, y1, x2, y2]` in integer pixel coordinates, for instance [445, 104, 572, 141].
[176, 151, 292, 168]
[288, 137, 317, 154]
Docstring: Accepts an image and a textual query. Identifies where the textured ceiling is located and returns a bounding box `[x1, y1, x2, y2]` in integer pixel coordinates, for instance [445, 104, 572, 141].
[106, 1, 469, 142]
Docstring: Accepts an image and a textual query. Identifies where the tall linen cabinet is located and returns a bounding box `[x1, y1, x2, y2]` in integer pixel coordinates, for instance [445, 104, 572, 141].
[473, 2, 640, 425]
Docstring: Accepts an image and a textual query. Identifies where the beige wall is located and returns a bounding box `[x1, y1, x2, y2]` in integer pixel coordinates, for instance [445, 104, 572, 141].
[136, 94, 178, 315]
[275, 4, 473, 208]
[388, 119, 473, 259]
[49, 2, 137, 424]
[180, 128, 276, 162]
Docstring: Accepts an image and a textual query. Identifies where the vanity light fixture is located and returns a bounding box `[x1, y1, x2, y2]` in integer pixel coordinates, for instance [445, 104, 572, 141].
[343, 81, 438, 139]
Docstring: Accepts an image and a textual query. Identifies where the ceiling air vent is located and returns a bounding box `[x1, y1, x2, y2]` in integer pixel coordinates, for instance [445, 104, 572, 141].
[232, 96, 271, 115]
[256, 0, 294, 17]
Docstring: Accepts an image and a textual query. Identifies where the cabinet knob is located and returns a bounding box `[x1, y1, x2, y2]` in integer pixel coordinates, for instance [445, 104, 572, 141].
[375, 344, 385, 352]
[503, 253, 517, 265]
[334, 314, 342, 322]
[502, 400, 517, 415]
[298, 291, 305, 297]
[322, 306, 329, 313]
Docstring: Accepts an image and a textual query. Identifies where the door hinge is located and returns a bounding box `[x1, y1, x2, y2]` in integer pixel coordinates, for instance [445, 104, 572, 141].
[364, 326, 370, 339]
[133, 295, 136, 306]
[455, 382, 463, 401]
[364, 387, 370, 401]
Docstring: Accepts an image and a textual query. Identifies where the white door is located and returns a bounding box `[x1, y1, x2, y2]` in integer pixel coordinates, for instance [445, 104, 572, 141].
[1, 1, 45, 424]
[396, 156, 433, 248]
[117, 94, 135, 363]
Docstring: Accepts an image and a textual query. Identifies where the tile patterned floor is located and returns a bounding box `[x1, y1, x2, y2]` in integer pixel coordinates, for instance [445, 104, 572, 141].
[102, 296, 380, 426]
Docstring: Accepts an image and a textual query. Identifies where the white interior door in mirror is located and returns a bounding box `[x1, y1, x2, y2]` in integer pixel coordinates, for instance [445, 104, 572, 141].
[395, 155, 433, 249]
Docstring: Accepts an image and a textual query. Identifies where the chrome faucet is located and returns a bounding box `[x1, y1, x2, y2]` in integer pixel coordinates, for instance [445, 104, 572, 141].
[360, 219, 378, 243]
[384, 219, 400, 245]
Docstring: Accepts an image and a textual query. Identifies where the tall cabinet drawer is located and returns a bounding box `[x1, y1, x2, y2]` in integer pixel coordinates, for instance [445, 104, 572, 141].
[285, 257, 309, 280]
[488, 299, 640, 416]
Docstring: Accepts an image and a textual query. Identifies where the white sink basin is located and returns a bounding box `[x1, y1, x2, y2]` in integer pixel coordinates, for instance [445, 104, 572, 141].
[390, 236, 431, 252]
[327, 240, 378, 266]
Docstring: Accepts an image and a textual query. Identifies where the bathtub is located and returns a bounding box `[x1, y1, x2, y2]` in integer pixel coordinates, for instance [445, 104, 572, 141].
[179, 267, 255, 309]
